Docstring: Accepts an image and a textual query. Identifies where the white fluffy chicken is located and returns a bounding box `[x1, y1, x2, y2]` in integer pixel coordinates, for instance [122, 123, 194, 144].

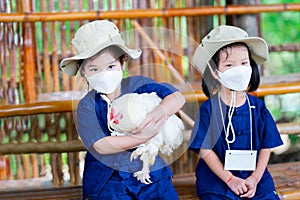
[109, 92, 184, 184]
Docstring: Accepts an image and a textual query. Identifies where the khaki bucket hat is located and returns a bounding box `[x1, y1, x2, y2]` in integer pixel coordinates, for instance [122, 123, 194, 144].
[60, 20, 142, 76]
[193, 25, 268, 74]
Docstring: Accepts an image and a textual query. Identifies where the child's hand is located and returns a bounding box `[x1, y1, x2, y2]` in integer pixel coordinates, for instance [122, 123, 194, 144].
[227, 176, 248, 196]
[240, 175, 257, 198]
[131, 105, 167, 134]
[135, 117, 166, 139]
[131, 114, 152, 134]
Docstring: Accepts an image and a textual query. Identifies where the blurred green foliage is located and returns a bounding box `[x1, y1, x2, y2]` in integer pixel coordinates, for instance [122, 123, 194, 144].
[260, 0, 300, 144]
[261, 0, 300, 75]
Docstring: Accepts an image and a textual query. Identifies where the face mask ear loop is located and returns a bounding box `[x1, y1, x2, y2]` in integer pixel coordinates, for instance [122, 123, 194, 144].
[100, 94, 115, 133]
[207, 60, 220, 80]
[225, 91, 236, 144]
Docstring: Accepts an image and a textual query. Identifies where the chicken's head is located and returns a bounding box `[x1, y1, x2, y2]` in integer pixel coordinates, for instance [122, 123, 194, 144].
[109, 93, 146, 133]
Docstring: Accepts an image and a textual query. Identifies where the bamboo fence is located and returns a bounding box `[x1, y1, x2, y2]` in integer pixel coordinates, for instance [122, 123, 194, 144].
[0, 0, 299, 188]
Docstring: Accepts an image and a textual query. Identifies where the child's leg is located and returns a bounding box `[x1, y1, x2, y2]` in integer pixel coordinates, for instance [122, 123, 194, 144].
[138, 176, 178, 200]
[97, 174, 132, 200]
[252, 191, 280, 200]
[200, 193, 234, 200]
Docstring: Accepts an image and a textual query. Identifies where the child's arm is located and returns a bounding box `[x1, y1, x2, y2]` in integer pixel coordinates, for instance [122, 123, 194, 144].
[201, 149, 248, 196]
[159, 91, 186, 116]
[132, 91, 185, 133]
[92, 91, 185, 154]
[241, 148, 271, 198]
[251, 148, 271, 183]
[93, 117, 166, 154]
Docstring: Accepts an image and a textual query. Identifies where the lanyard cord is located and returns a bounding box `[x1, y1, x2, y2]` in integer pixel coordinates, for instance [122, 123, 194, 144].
[100, 94, 115, 133]
[218, 92, 253, 151]
[246, 94, 253, 151]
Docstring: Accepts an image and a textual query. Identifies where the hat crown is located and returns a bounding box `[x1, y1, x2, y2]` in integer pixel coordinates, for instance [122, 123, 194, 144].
[71, 20, 124, 55]
[203, 25, 249, 43]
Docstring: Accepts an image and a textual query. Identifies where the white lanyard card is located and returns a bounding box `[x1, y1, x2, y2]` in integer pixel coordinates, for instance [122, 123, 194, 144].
[224, 150, 257, 171]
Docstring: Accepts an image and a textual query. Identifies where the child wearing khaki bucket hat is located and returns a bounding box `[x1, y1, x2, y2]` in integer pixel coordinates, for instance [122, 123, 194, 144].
[189, 25, 283, 199]
[59, 20, 185, 199]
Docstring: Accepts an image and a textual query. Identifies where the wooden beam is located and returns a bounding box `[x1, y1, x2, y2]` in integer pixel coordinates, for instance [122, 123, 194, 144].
[0, 100, 75, 117]
[0, 4, 300, 22]
[1, 80, 300, 117]
[0, 140, 85, 155]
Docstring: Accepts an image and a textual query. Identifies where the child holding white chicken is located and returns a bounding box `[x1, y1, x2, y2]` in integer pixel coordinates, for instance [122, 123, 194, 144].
[189, 25, 283, 199]
[60, 20, 185, 199]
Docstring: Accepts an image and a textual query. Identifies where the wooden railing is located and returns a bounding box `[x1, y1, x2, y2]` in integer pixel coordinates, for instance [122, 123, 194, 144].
[1, 4, 300, 22]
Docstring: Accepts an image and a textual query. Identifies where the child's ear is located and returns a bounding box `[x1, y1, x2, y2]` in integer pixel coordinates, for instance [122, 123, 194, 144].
[210, 68, 219, 80]
[207, 60, 219, 80]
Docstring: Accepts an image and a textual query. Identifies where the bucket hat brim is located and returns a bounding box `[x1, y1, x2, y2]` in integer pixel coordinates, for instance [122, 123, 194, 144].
[60, 43, 141, 76]
[59, 20, 142, 76]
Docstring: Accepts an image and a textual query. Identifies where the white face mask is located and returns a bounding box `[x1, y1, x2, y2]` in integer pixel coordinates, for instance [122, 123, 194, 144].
[217, 66, 252, 91]
[86, 70, 123, 94]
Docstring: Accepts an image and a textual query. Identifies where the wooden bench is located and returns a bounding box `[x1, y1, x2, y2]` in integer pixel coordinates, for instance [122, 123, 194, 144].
[0, 185, 82, 200]
[0, 161, 298, 200]
[173, 161, 300, 200]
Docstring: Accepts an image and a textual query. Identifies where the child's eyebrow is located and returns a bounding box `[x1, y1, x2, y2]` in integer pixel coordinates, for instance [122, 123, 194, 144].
[87, 60, 117, 68]
[87, 64, 97, 68]
[107, 60, 118, 65]
[241, 57, 250, 61]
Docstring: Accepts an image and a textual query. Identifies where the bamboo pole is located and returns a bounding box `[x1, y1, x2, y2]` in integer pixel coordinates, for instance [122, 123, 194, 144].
[0, 4, 300, 22]
[0, 100, 74, 117]
[0, 140, 85, 155]
[59, 1, 70, 91]
[21, 0, 36, 103]
[50, 1, 59, 92]
[54, 113, 63, 186]
[0, 22, 8, 104]
[128, 0, 142, 76]
[1, 79, 300, 117]
[69, 0, 77, 90]
[269, 44, 300, 52]
[150, 0, 162, 82]
[162, 0, 169, 83]
[7, 21, 17, 103]
[138, 1, 150, 79]
[130, 20, 185, 84]
[16, 155, 23, 179]
[41, 1, 52, 93]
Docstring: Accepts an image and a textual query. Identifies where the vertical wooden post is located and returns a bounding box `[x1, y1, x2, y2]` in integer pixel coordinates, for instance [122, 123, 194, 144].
[58, 1, 70, 91]
[49, 0, 59, 92]
[41, 1, 52, 93]
[21, 0, 36, 103]
[130, 0, 142, 76]
[226, 0, 259, 36]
